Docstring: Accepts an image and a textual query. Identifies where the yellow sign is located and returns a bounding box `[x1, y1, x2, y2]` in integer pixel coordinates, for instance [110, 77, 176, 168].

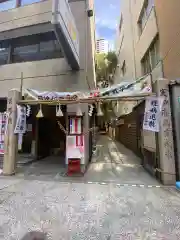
[67, 19, 77, 41]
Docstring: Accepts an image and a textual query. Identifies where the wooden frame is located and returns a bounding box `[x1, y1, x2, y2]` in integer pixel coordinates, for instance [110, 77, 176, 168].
[68, 116, 83, 136]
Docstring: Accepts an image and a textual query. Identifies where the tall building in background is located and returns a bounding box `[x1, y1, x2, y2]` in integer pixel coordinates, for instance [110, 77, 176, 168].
[96, 38, 109, 53]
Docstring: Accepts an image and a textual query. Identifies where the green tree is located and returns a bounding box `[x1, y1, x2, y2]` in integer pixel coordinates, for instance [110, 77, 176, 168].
[95, 51, 117, 88]
[95, 51, 118, 125]
[106, 51, 118, 83]
[95, 53, 107, 83]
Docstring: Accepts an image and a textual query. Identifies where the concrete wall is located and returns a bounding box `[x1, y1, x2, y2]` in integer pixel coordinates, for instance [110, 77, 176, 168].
[115, 0, 160, 82]
[0, 1, 51, 32]
[171, 85, 180, 179]
[0, 0, 95, 97]
[0, 59, 91, 97]
[87, 0, 96, 86]
[155, 0, 180, 80]
[114, 0, 136, 84]
[134, 8, 159, 77]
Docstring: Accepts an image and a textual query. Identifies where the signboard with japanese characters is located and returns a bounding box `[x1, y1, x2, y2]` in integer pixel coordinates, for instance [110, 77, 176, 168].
[14, 105, 26, 134]
[0, 112, 8, 155]
[143, 97, 163, 132]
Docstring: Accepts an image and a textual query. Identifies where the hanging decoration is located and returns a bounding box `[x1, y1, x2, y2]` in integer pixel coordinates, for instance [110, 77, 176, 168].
[0, 112, 8, 155]
[97, 102, 103, 116]
[18, 133, 23, 151]
[88, 104, 94, 116]
[36, 104, 44, 118]
[14, 105, 26, 134]
[56, 103, 63, 117]
[26, 105, 31, 117]
[76, 103, 83, 116]
[143, 96, 163, 132]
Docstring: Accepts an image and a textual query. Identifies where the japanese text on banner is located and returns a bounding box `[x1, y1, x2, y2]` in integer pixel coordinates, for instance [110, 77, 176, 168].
[14, 105, 26, 134]
[143, 97, 163, 132]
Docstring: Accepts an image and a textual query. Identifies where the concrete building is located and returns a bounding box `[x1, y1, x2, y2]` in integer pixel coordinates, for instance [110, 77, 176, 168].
[96, 38, 109, 54]
[114, 0, 162, 84]
[0, 0, 96, 173]
[113, 0, 179, 184]
[114, 0, 162, 135]
[0, 0, 96, 96]
[154, 0, 180, 181]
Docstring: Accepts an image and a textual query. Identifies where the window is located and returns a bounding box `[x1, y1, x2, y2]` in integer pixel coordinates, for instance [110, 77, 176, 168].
[141, 36, 160, 75]
[0, 32, 63, 66]
[0, 0, 16, 11]
[138, 0, 154, 34]
[12, 32, 63, 63]
[119, 16, 123, 34]
[0, 0, 43, 12]
[141, 53, 151, 75]
[0, 45, 8, 65]
[121, 61, 126, 76]
[21, 0, 42, 6]
[13, 44, 39, 62]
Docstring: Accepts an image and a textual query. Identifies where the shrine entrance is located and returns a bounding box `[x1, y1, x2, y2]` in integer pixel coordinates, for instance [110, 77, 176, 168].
[36, 105, 66, 161]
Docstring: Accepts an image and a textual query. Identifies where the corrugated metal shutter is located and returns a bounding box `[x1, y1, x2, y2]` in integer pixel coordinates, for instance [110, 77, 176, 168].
[116, 102, 145, 157]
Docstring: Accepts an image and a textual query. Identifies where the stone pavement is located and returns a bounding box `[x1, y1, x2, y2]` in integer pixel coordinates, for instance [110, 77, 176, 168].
[85, 135, 158, 185]
[0, 180, 179, 239]
[14, 135, 158, 186]
[0, 135, 179, 239]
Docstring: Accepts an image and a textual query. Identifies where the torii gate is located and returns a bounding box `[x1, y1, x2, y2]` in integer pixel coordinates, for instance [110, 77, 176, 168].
[2, 78, 176, 185]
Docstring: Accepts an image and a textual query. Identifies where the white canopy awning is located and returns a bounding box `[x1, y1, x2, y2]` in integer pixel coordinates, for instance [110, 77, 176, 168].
[19, 74, 153, 106]
[99, 74, 152, 97]
[23, 88, 87, 101]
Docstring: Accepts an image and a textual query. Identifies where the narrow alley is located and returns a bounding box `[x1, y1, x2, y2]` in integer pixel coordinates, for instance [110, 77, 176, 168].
[0, 135, 179, 239]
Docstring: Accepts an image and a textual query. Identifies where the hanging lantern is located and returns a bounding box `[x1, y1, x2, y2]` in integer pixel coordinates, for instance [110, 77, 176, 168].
[76, 103, 83, 116]
[36, 104, 44, 118]
[56, 104, 63, 117]
[97, 102, 103, 116]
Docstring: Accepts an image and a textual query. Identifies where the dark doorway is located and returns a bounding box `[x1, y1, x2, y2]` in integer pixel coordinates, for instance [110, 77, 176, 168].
[37, 115, 66, 160]
[38, 117, 51, 158]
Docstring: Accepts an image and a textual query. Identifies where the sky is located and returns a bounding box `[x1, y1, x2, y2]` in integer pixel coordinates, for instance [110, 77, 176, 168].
[95, 0, 121, 50]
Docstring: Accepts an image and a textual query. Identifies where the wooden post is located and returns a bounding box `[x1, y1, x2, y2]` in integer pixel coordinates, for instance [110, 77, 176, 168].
[3, 89, 21, 175]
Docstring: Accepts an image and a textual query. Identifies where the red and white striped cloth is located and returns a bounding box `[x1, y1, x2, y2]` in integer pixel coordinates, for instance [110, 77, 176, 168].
[70, 118, 82, 134]
[76, 135, 83, 146]
[76, 135, 84, 153]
